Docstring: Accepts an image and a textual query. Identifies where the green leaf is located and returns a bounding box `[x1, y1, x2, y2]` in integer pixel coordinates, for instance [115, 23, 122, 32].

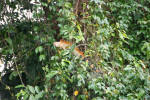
[15, 85, 25, 88]
[8, 49, 13, 54]
[5, 38, 13, 46]
[35, 86, 40, 93]
[39, 54, 45, 61]
[23, 94, 29, 100]
[46, 71, 59, 80]
[41, 2, 48, 7]
[35, 91, 44, 99]
[28, 86, 35, 94]
[16, 89, 26, 99]
[35, 46, 43, 53]
[64, 2, 72, 8]
[92, 97, 103, 100]
[9, 71, 18, 80]
[137, 89, 145, 99]
[29, 94, 35, 100]
[33, 26, 39, 31]
[122, 32, 128, 38]
[124, 66, 133, 71]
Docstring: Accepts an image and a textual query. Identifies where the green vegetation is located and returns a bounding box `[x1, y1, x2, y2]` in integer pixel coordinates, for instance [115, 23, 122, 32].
[0, 0, 150, 100]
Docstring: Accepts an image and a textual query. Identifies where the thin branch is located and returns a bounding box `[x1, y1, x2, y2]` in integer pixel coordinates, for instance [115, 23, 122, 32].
[75, 0, 80, 15]
[12, 48, 25, 86]
[77, 43, 88, 47]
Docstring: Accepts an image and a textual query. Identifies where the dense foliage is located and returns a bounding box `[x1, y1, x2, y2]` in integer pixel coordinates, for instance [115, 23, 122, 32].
[0, 0, 150, 100]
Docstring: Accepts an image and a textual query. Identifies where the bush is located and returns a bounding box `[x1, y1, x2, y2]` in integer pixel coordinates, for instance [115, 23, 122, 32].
[0, 0, 150, 100]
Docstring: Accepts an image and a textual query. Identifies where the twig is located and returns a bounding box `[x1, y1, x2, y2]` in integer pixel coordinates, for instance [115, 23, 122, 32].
[75, 0, 80, 15]
[12, 48, 25, 86]
[77, 43, 88, 47]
